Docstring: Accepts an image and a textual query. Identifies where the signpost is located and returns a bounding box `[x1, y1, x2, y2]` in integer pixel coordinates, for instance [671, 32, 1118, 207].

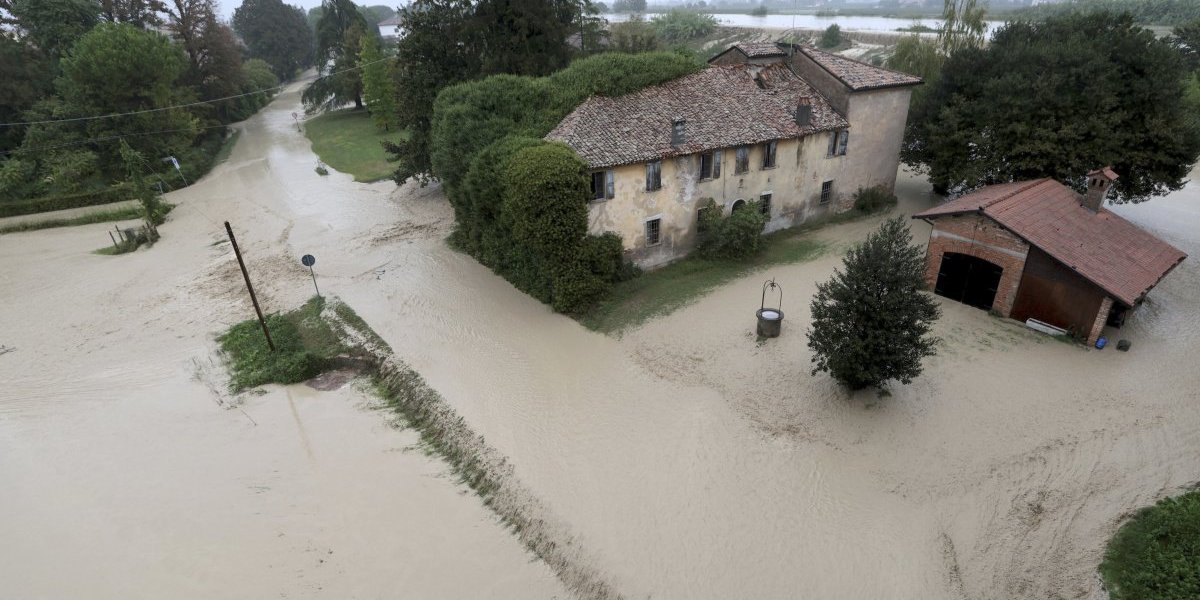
[302, 254, 320, 298]
[162, 155, 187, 186]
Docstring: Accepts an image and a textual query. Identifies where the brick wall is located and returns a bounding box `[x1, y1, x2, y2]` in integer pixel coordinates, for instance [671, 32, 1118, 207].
[923, 213, 1030, 316]
[1087, 296, 1113, 347]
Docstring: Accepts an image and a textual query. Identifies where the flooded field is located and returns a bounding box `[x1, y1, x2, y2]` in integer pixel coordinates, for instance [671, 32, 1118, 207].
[2, 77, 1198, 599]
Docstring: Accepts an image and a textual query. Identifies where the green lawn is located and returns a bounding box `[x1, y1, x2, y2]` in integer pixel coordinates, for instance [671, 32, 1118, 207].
[1100, 490, 1200, 600]
[577, 231, 828, 335]
[0, 203, 174, 235]
[304, 109, 407, 183]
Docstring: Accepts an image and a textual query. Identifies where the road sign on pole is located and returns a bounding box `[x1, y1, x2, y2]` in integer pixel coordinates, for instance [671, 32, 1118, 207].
[301, 254, 320, 298]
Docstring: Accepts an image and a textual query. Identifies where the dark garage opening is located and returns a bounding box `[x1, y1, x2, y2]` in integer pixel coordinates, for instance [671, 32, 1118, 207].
[934, 252, 1003, 310]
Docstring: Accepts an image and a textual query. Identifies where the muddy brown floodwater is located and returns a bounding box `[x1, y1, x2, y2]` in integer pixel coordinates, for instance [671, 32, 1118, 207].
[2, 75, 1199, 599]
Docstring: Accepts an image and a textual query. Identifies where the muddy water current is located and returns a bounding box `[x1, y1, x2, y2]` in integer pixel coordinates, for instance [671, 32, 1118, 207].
[2, 75, 1199, 599]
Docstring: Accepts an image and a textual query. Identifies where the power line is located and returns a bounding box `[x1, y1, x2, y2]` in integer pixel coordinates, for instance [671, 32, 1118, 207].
[0, 56, 395, 129]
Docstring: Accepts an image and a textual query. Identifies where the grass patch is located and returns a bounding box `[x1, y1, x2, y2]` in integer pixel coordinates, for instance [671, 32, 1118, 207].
[304, 109, 408, 182]
[218, 296, 348, 392]
[577, 232, 827, 334]
[1, 203, 174, 235]
[1100, 489, 1200, 600]
[576, 208, 886, 334]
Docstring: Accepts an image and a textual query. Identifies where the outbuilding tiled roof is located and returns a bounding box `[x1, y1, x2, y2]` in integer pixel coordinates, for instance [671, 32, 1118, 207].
[793, 45, 923, 91]
[731, 41, 788, 58]
[546, 64, 847, 169]
[914, 179, 1187, 306]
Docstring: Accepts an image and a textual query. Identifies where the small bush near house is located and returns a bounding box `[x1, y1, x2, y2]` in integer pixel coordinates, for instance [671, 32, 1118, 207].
[1100, 490, 1200, 600]
[820, 24, 843, 49]
[853, 185, 898, 213]
[696, 198, 768, 259]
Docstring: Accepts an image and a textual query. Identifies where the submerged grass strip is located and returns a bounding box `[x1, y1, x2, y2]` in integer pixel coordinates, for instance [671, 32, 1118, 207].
[0, 204, 174, 235]
[578, 234, 827, 335]
[576, 208, 886, 335]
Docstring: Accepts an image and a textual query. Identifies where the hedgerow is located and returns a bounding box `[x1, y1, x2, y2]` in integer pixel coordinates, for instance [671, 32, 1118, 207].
[431, 52, 703, 313]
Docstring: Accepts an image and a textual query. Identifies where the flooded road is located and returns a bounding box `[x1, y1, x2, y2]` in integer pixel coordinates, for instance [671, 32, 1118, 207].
[0, 80, 565, 599]
[2, 73, 1199, 599]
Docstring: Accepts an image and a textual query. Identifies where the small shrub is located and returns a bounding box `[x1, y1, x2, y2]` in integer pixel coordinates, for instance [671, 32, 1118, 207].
[750, 4, 768, 17]
[650, 10, 718, 43]
[218, 297, 343, 392]
[551, 266, 609, 313]
[695, 198, 767, 259]
[853, 185, 898, 213]
[820, 24, 843, 49]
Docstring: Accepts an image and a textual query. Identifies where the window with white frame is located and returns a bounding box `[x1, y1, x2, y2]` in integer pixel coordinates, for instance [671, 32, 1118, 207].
[827, 129, 849, 157]
[590, 170, 614, 201]
[645, 161, 662, 191]
[645, 217, 662, 246]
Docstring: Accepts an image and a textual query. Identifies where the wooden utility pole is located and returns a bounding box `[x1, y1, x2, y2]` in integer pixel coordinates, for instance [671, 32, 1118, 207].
[224, 221, 275, 352]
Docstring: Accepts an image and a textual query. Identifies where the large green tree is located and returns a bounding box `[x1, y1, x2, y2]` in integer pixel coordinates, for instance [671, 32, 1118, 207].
[99, 0, 167, 27]
[304, 0, 369, 110]
[8, 0, 99, 59]
[358, 34, 396, 130]
[0, 36, 52, 153]
[10, 23, 197, 195]
[904, 12, 1200, 200]
[232, 0, 314, 79]
[807, 217, 940, 392]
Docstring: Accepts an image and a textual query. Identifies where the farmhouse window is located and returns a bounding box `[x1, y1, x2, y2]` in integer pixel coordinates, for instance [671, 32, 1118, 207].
[699, 150, 722, 180]
[734, 146, 749, 174]
[820, 180, 834, 204]
[646, 161, 662, 191]
[645, 218, 662, 246]
[591, 170, 614, 200]
[828, 130, 849, 157]
[760, 193, 772, 216]
[762, 141, 777, 168]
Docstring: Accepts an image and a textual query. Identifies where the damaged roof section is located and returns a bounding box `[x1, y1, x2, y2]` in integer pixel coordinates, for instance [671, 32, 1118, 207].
[546, 63, 848, 169]
[790, 44, 923, 91]
[915, 178, 1188, 306]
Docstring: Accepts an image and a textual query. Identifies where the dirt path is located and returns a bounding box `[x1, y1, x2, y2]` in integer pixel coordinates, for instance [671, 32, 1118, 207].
[0, 80, 565, 599]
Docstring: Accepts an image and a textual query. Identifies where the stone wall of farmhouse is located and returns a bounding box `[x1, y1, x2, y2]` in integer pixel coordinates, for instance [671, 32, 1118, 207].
[586, 132, 884, 269]
[923, 213, 1030, 316]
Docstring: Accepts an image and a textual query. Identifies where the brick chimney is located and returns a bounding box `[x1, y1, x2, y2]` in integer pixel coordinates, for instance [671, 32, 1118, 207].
[795, 97, 812, 127]
[1082, 166, 1118, 212]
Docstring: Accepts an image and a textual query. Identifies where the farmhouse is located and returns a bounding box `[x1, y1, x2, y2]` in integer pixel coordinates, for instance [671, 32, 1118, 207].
[546, 42, 920, 268]
[913, 169, 1187, 346]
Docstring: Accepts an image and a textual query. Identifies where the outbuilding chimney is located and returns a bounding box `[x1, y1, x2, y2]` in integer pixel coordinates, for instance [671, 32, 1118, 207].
[794, 97, 812, 127]
[1082, 166, 1118, 212]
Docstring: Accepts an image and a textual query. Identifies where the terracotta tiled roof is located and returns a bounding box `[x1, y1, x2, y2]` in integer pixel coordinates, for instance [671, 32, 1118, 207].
[546, 64, 847, 169]
[794, 45, 923, 91]
[732, 41, 787, 58]
[914, 179, 1187, 306]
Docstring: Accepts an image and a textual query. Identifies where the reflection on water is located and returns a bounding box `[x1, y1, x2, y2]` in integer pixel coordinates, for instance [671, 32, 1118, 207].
[607, 12, 1003, 37]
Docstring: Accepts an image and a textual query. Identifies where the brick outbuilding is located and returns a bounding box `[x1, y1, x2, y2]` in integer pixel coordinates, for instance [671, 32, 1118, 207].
[913, 169, 1187, 346]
